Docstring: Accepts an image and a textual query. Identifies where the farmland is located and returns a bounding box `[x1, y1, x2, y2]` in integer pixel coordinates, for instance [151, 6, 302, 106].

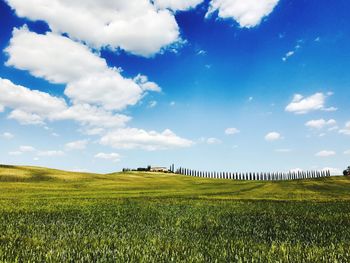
[0, 165, 350, 262]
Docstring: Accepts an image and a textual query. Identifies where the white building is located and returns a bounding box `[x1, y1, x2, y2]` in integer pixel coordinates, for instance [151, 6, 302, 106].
[150, 167, 169, 172]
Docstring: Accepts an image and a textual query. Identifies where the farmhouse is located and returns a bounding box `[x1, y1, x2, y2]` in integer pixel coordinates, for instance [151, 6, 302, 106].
[150, 166, 169, 172]
[122, 165, 172, 173]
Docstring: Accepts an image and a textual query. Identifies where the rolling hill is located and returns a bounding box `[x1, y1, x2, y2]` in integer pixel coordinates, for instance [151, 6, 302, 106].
[0, 164, 348, 201]
[1, 164, 350, 262]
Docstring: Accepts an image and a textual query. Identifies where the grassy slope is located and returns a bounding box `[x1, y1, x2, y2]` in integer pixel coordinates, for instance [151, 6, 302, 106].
[1, 165, 350, 262]
[0, 164, 349, 202]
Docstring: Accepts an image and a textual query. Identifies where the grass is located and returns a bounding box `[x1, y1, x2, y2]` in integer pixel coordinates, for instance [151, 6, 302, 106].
[0, 164, 350, 262]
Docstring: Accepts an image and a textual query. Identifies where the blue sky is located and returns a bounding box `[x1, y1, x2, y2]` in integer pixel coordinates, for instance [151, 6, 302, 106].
[0, 0, 349, 174]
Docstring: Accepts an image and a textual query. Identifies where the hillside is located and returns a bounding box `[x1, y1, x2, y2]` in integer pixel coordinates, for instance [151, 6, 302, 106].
[0, 164, 349, 201]
[1, 164, 350, 262]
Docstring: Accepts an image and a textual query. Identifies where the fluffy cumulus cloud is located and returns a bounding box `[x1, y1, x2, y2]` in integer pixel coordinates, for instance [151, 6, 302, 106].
[5, 0, 180, 57]
[94, 153, 121, 162]
[0, 71, 191, 153]
[206, 0, 279, 28]
[305, 119, 337, 129]
[0, 78, 130, 128]
[225, 127, 240, 135]
[285, 92, 336, 114]
[154, 0, 203, 11]
[315, 150, 336, 157]
[265, 132, 282, 141]
[100, 128, 193, 151]
[0, 77, 65, 125]
[339, 122, 350, 135]
[5, 27, 106, 84]
[6, 27, 161, 111]
[0, 4, 202, 153]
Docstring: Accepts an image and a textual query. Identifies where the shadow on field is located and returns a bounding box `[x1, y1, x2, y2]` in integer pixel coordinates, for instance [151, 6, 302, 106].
[0, 165, 53, 182]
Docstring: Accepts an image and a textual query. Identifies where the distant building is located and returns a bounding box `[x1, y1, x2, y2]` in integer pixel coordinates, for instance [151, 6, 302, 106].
[122, 165, 172, 173]
[150, 166, 169, 172]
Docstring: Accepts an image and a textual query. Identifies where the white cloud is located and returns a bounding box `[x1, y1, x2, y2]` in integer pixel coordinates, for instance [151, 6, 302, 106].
[315, 150, 336, 157]
[94, 152, 121, 162]
[19, 145, 36, 152]
[5, 0, 180, 57]
[206, 137, 222, 144]
[1, 132, 14, 139]
[154, 0, 203, 11]
[285, 92, 336, 114]
[100, 128, 193, 151]
[328, 126, 339, 132]
[8, 110, 45, 125]
[57, 104, 130, 128]
[265, 132, 282, 141]
[323, 106, 337, 112]
[305, 119, 337, 129]
[282, 41, 303, 62]
[282, 50, 294, 61]
[65, 71, 153, 111]
[1, 78, 178, 153]
[5, 27, 106, 84]
[11, 144, 65, 157]
[134, 74, 161, 92]
[6, 27, 161, 111]
[206, 0, 279, 28]
[37, 150, 64, 157]
[65, 140, 88, 151]
[0, 78, 130, 129]
[0, 78, 67, 118]
[344, 150, 350, 155]
[0, 104, 4, 112]
[225, 127, 240, 135]
[339, 122, 350, 135]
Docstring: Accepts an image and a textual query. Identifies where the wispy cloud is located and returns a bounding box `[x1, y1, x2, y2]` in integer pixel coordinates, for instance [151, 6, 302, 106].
[225, 127, 240, 135]
[315, 150, 336, 157]
[305, 119, 336, 129]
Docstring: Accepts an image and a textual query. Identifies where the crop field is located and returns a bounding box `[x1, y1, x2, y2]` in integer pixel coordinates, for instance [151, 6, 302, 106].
[0, 165, 350, 262]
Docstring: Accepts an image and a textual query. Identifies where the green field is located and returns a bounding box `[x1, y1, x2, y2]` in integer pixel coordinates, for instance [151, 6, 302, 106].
[0, 164, 350, 262]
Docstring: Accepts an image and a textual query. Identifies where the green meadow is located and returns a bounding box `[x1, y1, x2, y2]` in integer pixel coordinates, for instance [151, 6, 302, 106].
[0, 164, 350, 262]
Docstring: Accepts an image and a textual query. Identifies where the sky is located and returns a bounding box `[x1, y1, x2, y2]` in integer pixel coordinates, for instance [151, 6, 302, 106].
[0, 0, 349, 174]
